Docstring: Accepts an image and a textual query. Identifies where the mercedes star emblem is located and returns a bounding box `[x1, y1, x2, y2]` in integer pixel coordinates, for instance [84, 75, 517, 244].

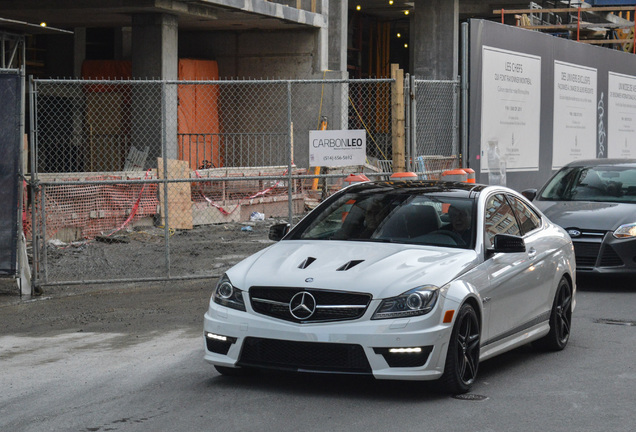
[289, 291, 317, 320]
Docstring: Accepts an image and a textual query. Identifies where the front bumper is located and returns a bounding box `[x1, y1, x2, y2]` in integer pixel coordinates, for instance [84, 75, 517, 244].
[203, 298, 456, 381]
[572, 233, 636, 276]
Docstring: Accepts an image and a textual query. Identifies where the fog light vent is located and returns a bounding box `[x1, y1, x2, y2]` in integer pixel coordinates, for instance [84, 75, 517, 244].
[205, 332, 237, 355]
[373, 346, 433, 367]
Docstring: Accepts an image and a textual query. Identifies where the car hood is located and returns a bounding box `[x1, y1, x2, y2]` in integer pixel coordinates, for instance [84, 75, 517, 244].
[534, 200, 636, 231]
[227, 240, 479, 299]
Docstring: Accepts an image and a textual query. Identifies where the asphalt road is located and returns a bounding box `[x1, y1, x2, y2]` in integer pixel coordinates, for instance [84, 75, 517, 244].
[1, 276, 634, 432]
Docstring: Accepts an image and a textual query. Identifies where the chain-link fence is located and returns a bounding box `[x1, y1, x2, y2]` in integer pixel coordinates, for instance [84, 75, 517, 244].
[27, 77, 400, 286]
[409, 78, 460, 178]
[27, 76, 459, 287]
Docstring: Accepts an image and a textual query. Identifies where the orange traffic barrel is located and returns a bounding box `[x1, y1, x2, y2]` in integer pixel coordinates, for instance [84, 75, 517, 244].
[463, 168, 475, 183]
[343, 173, 370, 186]
[390, 171, 418, 181]
[441, 169, 468, 182]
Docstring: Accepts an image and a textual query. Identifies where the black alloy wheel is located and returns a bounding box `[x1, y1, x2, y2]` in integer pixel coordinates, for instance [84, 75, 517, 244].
[535, 277, 572, 351]
[438, 303, 480, 394]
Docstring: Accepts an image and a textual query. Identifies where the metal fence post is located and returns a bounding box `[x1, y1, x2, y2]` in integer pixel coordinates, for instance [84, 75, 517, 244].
[410, 74, 417, 169]
[40, 185, 47, 284]
[161, 81, 171, 277]
[28, 75, 39, 294]
[287, 80, 293, 225]
[461, 22, 469, 168]
[404, 73, 411, 171]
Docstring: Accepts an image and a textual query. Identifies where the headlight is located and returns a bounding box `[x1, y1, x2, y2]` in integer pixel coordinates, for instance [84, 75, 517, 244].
[613, 223, 636, 239]
[213, 275, 246, 311]
[372, 286, 439, 320]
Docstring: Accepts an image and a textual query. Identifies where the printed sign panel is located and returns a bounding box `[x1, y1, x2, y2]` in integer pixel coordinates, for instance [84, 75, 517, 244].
[481, 46, 541, 173]
[608, 72, 636, 159]
[309, 129, 366, 167]
[552, 61, 597, 169]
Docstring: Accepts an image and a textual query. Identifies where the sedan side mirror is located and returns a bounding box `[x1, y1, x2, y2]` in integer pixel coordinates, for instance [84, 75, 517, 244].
[521, 189, 537, 201]
[491, 234, 526, 254]
[268, 223, 290, 241]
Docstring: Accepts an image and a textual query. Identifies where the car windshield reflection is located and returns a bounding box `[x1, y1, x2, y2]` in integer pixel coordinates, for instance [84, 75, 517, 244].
[539, 166, 636, 203]
[289, 190, 475, 249]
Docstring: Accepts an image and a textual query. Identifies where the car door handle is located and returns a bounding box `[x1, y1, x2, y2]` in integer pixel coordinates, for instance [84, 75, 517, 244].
[528, 248, 537, 259]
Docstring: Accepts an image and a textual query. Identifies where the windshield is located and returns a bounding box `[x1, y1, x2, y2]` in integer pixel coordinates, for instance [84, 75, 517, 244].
[539, 165, 636, 203]
[289, 190, 475, 249]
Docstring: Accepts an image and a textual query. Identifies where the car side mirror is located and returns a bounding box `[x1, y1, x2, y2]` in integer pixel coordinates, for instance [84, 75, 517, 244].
[268, 223, 290, 241]
[521, 189, 537, 201]
[490, 234, 526, 254]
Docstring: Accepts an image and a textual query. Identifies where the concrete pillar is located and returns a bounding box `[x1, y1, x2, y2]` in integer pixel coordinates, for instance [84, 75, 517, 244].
[115, 27, 132, 60]
[324, 0, 348, 134]
[131, 13, 179, 163]
[410, 0, 459, 79]
[131, 13, 178, 79]
[73, 27, 85, 78]
[327, 0, 347, 74]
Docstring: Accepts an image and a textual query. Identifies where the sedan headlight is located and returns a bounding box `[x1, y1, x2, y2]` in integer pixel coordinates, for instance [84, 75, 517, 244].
[213, 275, 246, 311]
[613, 223, 636, 239]
[372, 286, 439, 320]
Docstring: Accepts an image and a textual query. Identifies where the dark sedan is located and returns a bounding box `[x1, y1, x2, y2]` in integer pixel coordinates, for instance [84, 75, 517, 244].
[524, 159, 636, 276]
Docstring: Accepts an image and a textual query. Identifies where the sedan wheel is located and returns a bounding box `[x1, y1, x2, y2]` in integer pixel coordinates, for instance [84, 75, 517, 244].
[438, 303, 480, 394]
[534, 277, 572, 351]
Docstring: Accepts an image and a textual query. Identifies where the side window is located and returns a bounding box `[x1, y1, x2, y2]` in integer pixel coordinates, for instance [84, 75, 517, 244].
[484, 194, 522, 248]
[508, 195, 541, 235]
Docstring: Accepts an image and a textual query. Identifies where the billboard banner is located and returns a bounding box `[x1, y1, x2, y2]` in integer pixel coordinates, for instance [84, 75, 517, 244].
[468, 19, 636, 191]
[480, 46, 541, 173]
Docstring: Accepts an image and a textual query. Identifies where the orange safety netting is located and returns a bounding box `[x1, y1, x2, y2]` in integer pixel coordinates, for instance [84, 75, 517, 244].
[25, 176, 158, 242]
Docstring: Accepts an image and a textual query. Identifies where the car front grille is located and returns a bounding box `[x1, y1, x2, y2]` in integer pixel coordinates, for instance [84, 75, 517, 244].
[599, 245, 624, 267]
[572, 230, 624, 269]
[573, 242, 600, 268]
[237, 337, 372, 374]
[249, 287, 372, 323]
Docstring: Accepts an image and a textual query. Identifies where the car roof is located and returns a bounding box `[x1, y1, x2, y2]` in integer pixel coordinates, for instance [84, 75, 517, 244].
[564, 158, 636, 168]
[346, 180, 488, 198]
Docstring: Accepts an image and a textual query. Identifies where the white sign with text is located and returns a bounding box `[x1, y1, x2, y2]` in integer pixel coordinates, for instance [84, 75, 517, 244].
[309, 129, 366, 167]
[608, 71, 636, 159]
[481, 46, 541, 172]
[552, 61, 597, 169]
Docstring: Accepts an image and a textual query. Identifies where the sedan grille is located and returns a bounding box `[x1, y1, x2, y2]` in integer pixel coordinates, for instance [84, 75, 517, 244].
[249, 287, 372, 323]
[599, 245, 624, 267]
[573, 242, 600, 268]
[572, 232, 624, 269]
[237, 337, 372, 374]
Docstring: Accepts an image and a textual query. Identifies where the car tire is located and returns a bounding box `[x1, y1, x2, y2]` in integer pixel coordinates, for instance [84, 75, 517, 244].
[214, 365, 249, 377]
[437, 303, 480, 394]
[534, 277, 572, 351]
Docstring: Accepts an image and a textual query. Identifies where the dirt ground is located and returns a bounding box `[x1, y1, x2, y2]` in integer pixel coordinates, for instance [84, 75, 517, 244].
[0, 218, 282, 335]
[16, 217, 290, 294]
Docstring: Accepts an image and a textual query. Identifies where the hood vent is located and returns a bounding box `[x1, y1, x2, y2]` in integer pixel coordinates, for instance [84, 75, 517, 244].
[298, 257, 317, 269]
[336, 260, 365, 271]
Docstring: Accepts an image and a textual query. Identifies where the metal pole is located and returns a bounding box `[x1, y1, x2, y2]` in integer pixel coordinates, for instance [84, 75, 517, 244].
[410, 75, 417, 173]
[161, 81, 171, 277]
[17, 53, 28, 295]
[28, 76, 38, 294]
[41, 185, 47, 284]
[461, 22, 469, 169]
[404, 74, 411, 171]
[287, 81, 293, 226]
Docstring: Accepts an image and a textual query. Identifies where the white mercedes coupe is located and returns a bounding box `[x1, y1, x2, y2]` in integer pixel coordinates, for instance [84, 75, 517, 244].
[204, 181, 576, 394]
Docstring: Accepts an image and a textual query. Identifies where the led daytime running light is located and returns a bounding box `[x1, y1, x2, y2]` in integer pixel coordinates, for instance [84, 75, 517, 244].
[389, 347, 422, 353]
